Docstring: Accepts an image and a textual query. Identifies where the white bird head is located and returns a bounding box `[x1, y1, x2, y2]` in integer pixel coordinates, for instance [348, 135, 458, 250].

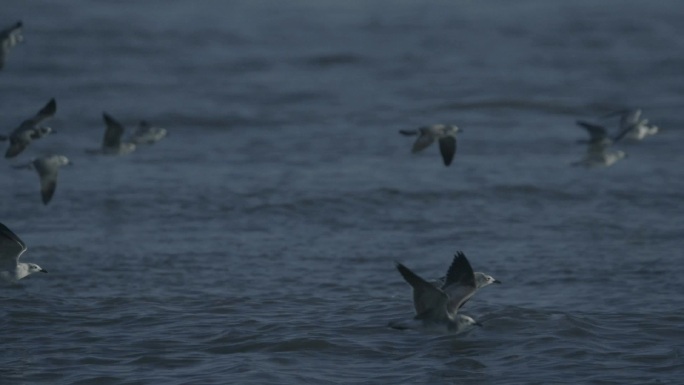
[53, 155, 71, 167]
[455, 314, 482, 329]
[474, 272, 501, 288]
[27, 263, 48, 274]
[36, 126, 54, 135]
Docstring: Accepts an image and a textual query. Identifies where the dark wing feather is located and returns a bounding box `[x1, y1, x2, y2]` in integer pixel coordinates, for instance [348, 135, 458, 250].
[396, 262, 448, 319]
[0, 21, 23, 70]
[22, 98, 56, 127]
[5, 136, 27, 158]
[576, 120, 608, 141]
[34, 158, 59, 205]
[442, 252, 477, 314]
[102, 113, 125, 148]
[0, 222, 27, 266]
[438, 136, 456, 166]
[34, 98, 56, 122]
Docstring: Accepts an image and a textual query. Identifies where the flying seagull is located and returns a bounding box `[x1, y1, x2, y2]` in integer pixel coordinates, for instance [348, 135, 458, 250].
[0, 222, 48, 283]
[14, 154, 72, 205]
[0, 21, 23, 70]
[87, 113, 136, 155]
[613, 109, 659, 141]
[391, 252, 483, 333]
[399, 124, 461, 166]
[1, 98, 57, 158]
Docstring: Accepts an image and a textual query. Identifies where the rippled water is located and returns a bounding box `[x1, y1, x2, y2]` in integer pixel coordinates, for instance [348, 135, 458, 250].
[2, 0, 684, 383]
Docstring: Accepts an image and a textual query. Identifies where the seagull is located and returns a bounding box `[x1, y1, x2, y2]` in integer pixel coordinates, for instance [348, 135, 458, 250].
[613, 109, 659, 141]
[0, 21, 23, 70]
[89, 113, 136, 155]
[13, 155, 72, 205]
[390, 252, 483, 333]
[0, 98, 57, 158]
[0, 222, 47, 283]
[128, 120, 167, 145]
[399, 124, 461, 166]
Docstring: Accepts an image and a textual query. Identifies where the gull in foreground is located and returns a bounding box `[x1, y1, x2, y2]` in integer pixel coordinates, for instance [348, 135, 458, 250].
[399, 124, 461, 166]
[87, 113, 136, 155]
[0, 21, 23, 70]
[128, 120, 167, 145]
[390, 252, 484, 333]
[0, 98, 57, 158]
[0, 222, 47, 283]
[14, 154, 72, 205]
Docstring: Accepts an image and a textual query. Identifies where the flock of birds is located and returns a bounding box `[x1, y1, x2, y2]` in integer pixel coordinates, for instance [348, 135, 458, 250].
[0, 19, 665, 333]
[399, 110, 661, 168]
[0, 22, 168, 206]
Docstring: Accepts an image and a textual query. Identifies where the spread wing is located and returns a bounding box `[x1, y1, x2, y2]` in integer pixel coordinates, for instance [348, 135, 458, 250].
[102, 113, 125, 148]
[576, 120, 608, 141]
[5, 98, 56, 158]
[396, 262, 448, 321]
[0, 222, 27, 268]
[0, 21, 23, 70]
[441, 252, 477, 315]
[5, 136, 28, 158]
[411, 132, 435, 153]
[438, 136, 457, 166]
[34, 158, 59, 205]
[23, 98, 57, 127]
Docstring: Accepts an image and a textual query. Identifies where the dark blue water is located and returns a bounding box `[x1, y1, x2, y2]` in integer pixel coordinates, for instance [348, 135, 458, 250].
[2, 0, 684, 383]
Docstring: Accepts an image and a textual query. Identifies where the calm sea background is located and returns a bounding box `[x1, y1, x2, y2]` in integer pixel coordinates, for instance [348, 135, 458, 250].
[1, 0, 684, 384]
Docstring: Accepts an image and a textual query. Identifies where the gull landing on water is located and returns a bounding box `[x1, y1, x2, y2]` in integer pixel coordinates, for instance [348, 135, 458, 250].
[13, 155, 72, 205]
[390, 252, 487, 334]
[0, 98, 57, 158]
[399, 124, 461, 166]
[86, 113, 136, 155]
[0, 21, 23, 70]
[0, 222, 47, 283]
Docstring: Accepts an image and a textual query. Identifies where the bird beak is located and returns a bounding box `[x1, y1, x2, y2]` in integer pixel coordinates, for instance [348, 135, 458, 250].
[40, 269, 48, 273]
[493, 279, 502, 284]
[474, 322, 483, 327]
